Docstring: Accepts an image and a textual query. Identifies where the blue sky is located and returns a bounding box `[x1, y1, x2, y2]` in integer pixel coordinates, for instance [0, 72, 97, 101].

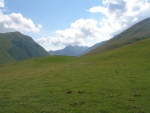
[1, 0, 150, 50]
[5, 0, 101, 35]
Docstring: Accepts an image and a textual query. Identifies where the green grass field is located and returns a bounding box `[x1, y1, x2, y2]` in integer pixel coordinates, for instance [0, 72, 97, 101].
[0, 39, 150, 113]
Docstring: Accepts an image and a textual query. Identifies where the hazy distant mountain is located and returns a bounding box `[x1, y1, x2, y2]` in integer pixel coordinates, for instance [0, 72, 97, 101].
[49, 45, 88, 56]
[87, 17, 150, 55]
[0, 32, 49, 63]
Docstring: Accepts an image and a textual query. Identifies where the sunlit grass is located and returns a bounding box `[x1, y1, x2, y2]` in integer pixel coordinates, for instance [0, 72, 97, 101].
[0, 39, 150, 113]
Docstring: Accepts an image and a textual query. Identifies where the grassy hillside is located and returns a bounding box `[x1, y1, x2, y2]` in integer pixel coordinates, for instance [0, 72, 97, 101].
[88, 17, 150, 54]
[0, 33, 16, 63]
[0, 38, 150, 113]
[0, 32, 49, 64]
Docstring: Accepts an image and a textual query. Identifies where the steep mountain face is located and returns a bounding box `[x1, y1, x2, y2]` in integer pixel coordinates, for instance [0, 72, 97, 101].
[87, 17, 150, 54]
[49, 45, 88, 56]
[0, 32, 49, 63]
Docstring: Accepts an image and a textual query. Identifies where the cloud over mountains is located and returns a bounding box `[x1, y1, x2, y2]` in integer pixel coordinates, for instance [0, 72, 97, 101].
[37, 0, 150, 51]
[0, 0, 41, 33]
[36, 19, 103, 51]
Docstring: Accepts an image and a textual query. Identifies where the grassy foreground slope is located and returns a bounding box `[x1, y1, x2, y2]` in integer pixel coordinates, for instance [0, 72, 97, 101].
[0, 39, 150, 113]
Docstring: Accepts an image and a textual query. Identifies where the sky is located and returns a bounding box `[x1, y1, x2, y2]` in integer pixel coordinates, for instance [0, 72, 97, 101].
[0, 0, 150, 51]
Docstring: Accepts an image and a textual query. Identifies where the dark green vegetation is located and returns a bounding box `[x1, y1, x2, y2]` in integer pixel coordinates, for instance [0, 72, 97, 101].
[0, 38, 150, 113]
[88, 17, 150, 54]
[0, 32, 49, 64]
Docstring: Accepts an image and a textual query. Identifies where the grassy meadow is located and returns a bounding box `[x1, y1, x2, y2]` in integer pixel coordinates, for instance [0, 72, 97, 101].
[0, 39, 150, 113]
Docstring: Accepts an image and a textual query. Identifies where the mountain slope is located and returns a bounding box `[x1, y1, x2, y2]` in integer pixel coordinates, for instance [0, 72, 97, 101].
[0, 32, 49, 63]
[49, 45, 88, 56]
[87, 17, 150, 54]
[81, 41, 106, 55]
[0, 38, 150, 113]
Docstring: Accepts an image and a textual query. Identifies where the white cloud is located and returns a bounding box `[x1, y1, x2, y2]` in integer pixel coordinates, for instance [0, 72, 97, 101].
[56, 19, 101, 41]
[88, 6, 107, 14]
[0, 0, 41, 33]
[36, 36, 64, 51]
[0, 0, 4, 7]
[88, 0, 150, 36]
[37, 0, 150, 51]
[0, 12, 41, 33]
[36, 19, 106, 51]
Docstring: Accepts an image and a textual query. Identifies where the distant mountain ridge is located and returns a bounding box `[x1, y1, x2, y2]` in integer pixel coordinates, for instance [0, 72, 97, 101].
[49, 45, 88, 56]
[87, 17, 150, 54]
[0, 32, 49, 63]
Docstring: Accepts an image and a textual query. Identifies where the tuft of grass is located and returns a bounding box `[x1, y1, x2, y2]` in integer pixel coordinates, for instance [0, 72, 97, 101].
[0, 39, 150, 113]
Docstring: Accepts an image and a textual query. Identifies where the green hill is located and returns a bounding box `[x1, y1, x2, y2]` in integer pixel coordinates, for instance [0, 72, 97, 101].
[87, 17, 150, 54]
[0, 32, 49, 63]
[0, 38, 149, 113]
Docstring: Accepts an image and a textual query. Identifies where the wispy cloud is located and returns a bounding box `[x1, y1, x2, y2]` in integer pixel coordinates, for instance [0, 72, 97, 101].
[88, 0, 150, 36]
[0, 0, 4, 8]
[0, 0, 41, 33]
